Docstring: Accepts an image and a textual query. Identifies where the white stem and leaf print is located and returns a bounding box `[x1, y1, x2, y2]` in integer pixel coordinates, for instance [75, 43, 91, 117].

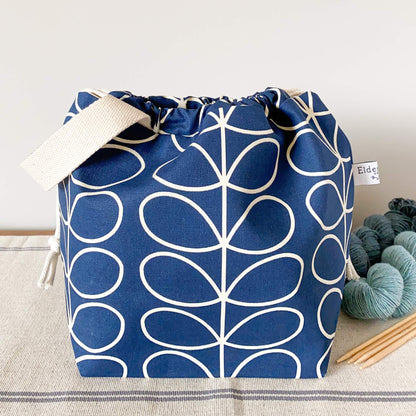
[59, 176, 129, 375]
[276, 92, 354, 377]
[139, 106, 305, 378]
[59, 88, 353, 379]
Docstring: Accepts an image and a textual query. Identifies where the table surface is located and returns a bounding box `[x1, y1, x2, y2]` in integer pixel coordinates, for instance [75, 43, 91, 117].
[0, 234, 415, 416]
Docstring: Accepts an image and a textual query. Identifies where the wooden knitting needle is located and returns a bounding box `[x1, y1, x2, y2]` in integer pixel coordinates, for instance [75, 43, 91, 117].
[359, 326, 416, 369]
[351, 322, 416, 364]
[346, 319, 416, 363]
[336, 310, 416, 363]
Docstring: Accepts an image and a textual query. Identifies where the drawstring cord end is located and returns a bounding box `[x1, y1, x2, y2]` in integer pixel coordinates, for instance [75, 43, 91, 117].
[346, 257, 361, 281]
[38, 189, 61, 289]
[38, 236, 60, 289]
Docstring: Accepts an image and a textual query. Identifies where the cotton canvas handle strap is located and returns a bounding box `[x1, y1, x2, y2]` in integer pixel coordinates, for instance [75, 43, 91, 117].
[21, 94, 152, 191]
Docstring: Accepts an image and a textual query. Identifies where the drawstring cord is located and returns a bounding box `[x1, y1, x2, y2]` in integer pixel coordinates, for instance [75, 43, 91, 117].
[38, 191, 61, 289]
[346, 256, 360, 281]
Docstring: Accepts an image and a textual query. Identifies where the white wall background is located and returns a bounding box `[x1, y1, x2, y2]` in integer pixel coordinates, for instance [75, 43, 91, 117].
[1, 0, 415, 230]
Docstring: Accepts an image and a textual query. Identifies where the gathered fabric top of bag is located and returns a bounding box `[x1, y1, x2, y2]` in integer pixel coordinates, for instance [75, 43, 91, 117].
[69, 86, 305, 135]
[21, 87, 308, 191]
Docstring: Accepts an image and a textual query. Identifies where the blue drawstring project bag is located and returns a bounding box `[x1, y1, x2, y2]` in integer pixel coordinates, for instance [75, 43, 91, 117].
[22, 87, 354, 378]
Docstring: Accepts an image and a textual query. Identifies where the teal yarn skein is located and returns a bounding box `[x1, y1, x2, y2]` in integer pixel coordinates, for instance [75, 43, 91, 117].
[342, 232, 416, 320]
[349, 215, 396, 278]
[341, 198, 416, 320]
[385, 211, 413, 235]
[363, 214, 395, 251]
[341, 263, 403, 320]
[381, 244, 416, 318]
[354, 226, 381, 265]
[349, 233, 370, 276]
[395, 230, 416, 257]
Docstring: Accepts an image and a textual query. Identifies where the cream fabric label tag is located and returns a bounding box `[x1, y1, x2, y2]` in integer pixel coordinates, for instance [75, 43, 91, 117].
[353, 161, 380, 186]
